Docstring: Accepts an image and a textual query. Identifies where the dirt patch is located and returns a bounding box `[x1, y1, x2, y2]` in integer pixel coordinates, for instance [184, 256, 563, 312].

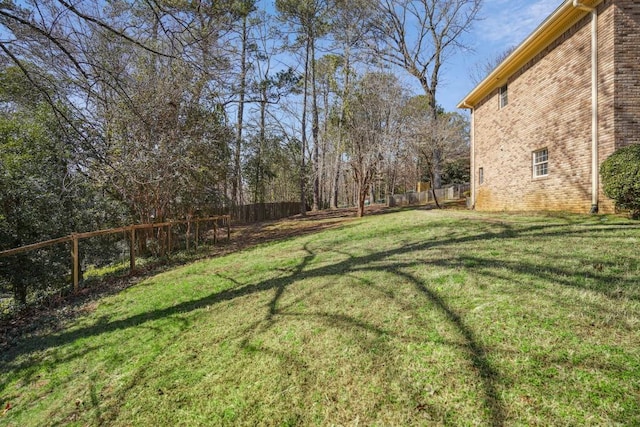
[225, 207, 358, 249]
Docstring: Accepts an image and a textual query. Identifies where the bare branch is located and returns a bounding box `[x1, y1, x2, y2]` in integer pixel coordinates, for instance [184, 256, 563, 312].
[56, 0, 174, 58]
[0, 8, 89, 79]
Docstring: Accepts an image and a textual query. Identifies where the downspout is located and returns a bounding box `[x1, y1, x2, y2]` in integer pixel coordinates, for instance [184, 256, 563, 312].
[462, 102, 475, 209]
[573, 0, 599, 213]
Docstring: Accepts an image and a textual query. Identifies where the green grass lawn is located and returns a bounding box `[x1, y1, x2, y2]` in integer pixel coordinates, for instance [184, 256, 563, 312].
[1, 209, 639, 426]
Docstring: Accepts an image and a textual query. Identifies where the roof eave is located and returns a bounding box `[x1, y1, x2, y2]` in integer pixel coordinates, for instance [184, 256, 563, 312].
[457, 0, 603, 109]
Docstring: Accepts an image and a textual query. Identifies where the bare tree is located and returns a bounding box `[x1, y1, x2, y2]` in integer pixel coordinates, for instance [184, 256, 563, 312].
[469, 45, 516, 85]
[94, 33, 233, 222]
[346, 72, 405, 217]
[276, 0, 331, 213]
[368, 0, 481, 190]
[230, 1, 258, 207]
[315, 54, 341, 208]
[325, 0, 373, 209]
[0, 1, 239, 222]
[404, 96, 469, 207]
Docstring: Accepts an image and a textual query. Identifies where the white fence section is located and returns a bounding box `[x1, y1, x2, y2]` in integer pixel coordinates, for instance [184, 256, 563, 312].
[388, 183, 470, 208]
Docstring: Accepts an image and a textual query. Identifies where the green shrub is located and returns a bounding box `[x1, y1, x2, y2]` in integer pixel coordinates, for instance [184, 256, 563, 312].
[600, 144, 640, 219]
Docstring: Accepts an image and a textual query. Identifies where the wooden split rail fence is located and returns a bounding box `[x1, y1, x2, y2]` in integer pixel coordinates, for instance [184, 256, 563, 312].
[0, 216, 231, 293]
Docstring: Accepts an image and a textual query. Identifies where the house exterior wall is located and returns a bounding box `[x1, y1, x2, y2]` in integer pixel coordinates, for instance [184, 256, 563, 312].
[614, 0, 640, 151]
[596, 0, 616, 213]
[471, 0, 638, 214]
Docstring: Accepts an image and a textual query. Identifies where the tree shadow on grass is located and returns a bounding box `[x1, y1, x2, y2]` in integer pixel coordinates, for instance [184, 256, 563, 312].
[394, 267, 505, 425]
[0, 220, 511, 424]
[0, 214, 355, 354]
[2, 216, 638, 425]
[83, 320, 192, 427]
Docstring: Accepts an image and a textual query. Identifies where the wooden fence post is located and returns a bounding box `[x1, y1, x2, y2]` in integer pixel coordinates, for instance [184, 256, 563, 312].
[0, 215, 234, 302]
[186, 220, 190, 251]
[71, 235, 79, 293]
[195, 220, 199, 250]
[129, 226, 136, 273]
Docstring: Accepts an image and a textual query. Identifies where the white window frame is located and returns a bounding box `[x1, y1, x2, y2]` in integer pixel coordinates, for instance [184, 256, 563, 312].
[533, 148, 549, 178]
[499, 84, 508, 108]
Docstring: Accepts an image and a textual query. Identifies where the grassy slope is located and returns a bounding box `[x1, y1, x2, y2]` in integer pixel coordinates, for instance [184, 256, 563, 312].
[1, 209, 639, 426]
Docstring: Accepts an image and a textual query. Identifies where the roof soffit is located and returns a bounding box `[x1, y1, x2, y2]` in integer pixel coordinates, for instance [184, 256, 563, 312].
[458, 0, 603, 109]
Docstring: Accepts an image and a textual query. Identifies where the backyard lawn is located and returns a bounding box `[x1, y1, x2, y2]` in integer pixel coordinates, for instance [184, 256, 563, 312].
[1, 208, 639, 426]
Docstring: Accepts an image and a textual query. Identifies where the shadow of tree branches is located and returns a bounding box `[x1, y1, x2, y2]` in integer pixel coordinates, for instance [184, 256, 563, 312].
[2, 214, 638, 425]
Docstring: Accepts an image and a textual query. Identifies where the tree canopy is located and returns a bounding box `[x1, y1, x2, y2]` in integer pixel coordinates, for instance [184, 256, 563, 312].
[0, 0, 479, 302]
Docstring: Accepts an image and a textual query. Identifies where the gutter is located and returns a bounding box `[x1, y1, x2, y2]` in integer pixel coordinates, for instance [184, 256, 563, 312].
[458, 0, 602, 214]
[461, 102, 475, 208]
[457, 0, 603, 109]
[573, 0, 599, 213]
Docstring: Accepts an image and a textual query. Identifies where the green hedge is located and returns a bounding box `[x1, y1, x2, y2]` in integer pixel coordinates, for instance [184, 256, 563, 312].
[600, 144, 640, 219]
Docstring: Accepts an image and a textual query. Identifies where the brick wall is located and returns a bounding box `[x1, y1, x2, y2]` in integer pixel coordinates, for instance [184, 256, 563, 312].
[472, 0, 630, 214]
[614, 0, 640, 150]
[597, 0, 616, 213]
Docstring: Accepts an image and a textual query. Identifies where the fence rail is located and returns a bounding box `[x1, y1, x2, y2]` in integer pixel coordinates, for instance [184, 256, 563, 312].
[388, 183, 470, 208]
[1, 202, 303, 309]
[0, 216, 230, 295]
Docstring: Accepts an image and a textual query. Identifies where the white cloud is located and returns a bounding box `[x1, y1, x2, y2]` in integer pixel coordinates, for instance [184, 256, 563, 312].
[476, 0, 561, 48]
[425, 0, 563, 110]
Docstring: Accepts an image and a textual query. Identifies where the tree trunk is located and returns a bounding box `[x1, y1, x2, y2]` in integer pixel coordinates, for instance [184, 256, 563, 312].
[426, 89, 443, 190]
[256, 86, 267, 204]
[430, 170, 442, 209]
[432, 147, 442, 190]
[300, 36, 310, 216]
[331, 158, 341, 209]
[321, 70, 330, 210]
[331, 47, 350, 209]
[357, 181, 369, 218]
[311, 32, 320, 211]
[234, 14, 248, 206]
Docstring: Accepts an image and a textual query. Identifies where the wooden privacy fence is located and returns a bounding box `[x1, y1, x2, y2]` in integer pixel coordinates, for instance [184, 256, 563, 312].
[0, 216, 230, 293]
[221, 202, 302, 224]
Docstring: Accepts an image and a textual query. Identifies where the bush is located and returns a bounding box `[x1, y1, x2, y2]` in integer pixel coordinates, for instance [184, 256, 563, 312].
[600, 144, 640, 219]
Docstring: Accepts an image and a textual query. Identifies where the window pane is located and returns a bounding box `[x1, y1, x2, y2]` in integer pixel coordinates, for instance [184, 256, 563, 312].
[536, 163, 548, 176]
[500, 85, 508, 108]
[533, 148, 549, 177]
[535, 150, 548, 163]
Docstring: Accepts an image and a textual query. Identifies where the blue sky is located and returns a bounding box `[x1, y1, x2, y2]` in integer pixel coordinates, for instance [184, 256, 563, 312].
[258, 0, 561, 112]
[440, 0, 561, 111]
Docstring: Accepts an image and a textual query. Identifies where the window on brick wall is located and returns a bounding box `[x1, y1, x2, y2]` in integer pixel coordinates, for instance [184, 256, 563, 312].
[533, 148, 548, 178]
[499, 84, 508, 108]
[479, 167, 484, 184]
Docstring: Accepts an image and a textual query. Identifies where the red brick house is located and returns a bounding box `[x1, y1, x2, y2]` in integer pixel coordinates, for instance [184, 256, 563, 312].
[458, 0, 639, 213]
